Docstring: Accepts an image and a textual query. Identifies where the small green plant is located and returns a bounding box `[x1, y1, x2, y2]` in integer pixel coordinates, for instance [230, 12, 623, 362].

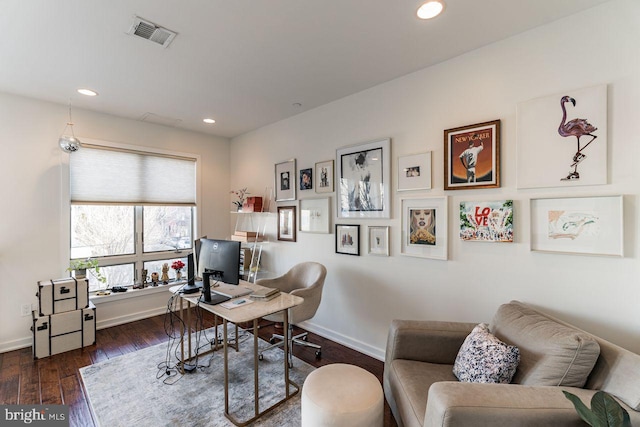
[67, 258, 107, 284]
[563, 390, 631, 427]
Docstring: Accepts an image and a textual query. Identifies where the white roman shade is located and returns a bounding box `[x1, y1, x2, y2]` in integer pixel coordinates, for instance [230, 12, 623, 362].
[70, 144, 196, 205]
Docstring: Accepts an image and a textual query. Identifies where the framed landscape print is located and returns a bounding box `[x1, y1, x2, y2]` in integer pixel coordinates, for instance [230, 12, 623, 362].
[275, 159, 296, 201]
[444, 120, 500, 190]
[517, 85, 607, 189]
[299, 198, 330, 233]
[277, 206, 296, 242]
[530, 195, 623, 257]
[460, 200, 513, 242]
[398, 152, 431, 191]
[368, 226, 389, 256]
[336, 138, 391, 218]
[299, 167, 313, 190]
[335, 224, 360, 256]
[315, 160, 334, 193]
[401, 196, 448, 260]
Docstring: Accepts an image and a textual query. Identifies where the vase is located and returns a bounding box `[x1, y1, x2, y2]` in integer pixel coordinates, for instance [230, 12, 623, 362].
[176, 270, 182, 280]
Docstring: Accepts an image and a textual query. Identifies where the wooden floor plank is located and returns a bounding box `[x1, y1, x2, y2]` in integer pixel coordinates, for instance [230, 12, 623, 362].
[39, 363, 63, 405]
[0, 350, 20, 404]
[60, 375, 94, 427]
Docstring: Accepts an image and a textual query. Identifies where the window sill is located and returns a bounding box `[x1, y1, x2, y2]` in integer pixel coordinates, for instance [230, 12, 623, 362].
[90, 281, 185, 304]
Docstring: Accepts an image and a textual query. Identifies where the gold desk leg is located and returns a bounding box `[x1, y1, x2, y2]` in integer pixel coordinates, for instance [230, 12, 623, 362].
[179, 296, 185, 374]
[223, 318, 229, 416]
[283, 309, 290, 398]
[254, 318, 259, 417]
[224, 309, 300, 427]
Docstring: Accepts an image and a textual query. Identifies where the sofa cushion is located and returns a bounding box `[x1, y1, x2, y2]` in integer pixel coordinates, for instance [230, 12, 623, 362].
[453, 323, 520, 384]
[490, 301, 600, 387]
[387, 359, 457, 427]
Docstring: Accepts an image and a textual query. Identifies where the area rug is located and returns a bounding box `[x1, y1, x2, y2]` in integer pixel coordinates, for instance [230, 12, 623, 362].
[80, 327, 314, 427]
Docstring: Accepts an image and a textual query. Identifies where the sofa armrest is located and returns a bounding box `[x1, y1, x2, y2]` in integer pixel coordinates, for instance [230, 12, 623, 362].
[385, 320, 476, 366]
[425, 382, 597, 427]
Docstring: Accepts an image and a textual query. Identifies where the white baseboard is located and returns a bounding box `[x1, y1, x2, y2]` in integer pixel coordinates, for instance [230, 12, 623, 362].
[297, 320, 385, 362]
[0, 306, 168, 354]
[96, 306, 167, 330]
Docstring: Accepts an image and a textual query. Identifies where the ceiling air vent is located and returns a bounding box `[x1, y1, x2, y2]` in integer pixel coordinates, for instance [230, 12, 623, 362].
[128, 16, 177, 48]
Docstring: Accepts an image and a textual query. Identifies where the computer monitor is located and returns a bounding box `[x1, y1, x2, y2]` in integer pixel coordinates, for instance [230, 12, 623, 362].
[197, 239, 241, 305]
[180, 252, 201, 294]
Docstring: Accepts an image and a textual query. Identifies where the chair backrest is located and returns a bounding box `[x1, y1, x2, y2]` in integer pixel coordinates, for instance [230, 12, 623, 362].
[278, 262, 327, 324]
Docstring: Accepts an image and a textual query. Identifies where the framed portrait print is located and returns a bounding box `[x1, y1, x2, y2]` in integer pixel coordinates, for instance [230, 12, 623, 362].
[275, 159, 296, 201]
[299, 168, 313, 190]
[368, 226, 389, 256]
[530, 195, 623, 257]
[300, 197, 330, 233]
[401, 196, 448, 260]
[315, 160, 334, 193]
[444, 120, 500, 190]
[337, 138, 391, 218]
[517, 85, 607, 189]
[398, 152, 431, 191]
[335, 224, 360, 256]
[277, 206, 297, 242]
[460, 200, 513, 242]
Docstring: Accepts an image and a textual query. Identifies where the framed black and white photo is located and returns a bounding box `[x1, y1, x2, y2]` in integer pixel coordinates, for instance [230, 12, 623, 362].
[275, 159, 296, 201]
[398, 152, 431, 191]
[315, 160, 334, 193]
[299, 167, 313, 190]
[277, 206, 296, 242]
[300, 198, 330, 233]
[335, 224, 360, 256]
[368, 226, 389, 256]
[336, 138, 391, 218]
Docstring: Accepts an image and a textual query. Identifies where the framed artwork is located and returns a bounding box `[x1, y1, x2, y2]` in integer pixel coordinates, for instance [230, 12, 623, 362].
[275, 159, 296, 201]
[299, 168, 313, 190]
[444, 120, 500, 190]
[517, 85, 607, 189]
[277, 206, 297, 242]
[530, 195, 623, 257]
[398, 152, 432, 191]
[460, 200, 513, 242]
[401, 197, 448, 260]
[368, 226, 390, 256]
[315, 160, 334, 193]
[300, 198, 330, 233]
[336, 138, 391, 218]
[335, 224, 360, 256]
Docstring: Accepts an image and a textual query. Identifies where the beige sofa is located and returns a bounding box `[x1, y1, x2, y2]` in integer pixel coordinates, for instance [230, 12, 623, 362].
[384, 300, 640, 427]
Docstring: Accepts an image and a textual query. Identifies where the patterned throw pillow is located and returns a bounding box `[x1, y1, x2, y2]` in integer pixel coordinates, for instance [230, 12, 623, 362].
[453, 323, 520, 383]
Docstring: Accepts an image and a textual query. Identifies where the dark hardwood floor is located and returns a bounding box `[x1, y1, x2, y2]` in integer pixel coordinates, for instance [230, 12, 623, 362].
[0, 309, 398, 427]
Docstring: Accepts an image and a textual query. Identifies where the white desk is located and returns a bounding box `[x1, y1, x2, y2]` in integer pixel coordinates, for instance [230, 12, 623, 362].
[169, 281, 303, 426]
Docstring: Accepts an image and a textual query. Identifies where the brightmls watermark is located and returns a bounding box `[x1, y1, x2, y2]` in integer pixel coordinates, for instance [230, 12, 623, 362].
[1, 406, 68, 426]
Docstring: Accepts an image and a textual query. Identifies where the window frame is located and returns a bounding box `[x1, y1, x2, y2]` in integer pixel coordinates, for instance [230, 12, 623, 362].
[64, 138, 201, 293]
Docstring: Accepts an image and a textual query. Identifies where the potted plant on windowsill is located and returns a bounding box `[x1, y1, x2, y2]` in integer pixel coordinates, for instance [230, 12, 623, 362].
[67, 258, 107, 284]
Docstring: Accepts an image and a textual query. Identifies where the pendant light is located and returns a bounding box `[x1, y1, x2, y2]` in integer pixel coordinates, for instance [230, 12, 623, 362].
[58, 100, 81, 153]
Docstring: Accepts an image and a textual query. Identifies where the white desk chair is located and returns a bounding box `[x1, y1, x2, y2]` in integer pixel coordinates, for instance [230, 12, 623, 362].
[257, 262, 327, 367]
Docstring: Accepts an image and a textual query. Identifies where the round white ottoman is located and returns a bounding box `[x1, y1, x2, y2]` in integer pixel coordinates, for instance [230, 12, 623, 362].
[301, 363, 383, 427]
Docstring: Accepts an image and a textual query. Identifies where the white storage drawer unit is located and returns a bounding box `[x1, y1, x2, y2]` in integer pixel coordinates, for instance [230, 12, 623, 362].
[31, 301, 96, 359]
[36, 277, 89, 316]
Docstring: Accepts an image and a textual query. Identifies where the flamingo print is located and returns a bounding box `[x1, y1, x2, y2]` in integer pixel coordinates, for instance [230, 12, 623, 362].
[558, 95, 598, 180]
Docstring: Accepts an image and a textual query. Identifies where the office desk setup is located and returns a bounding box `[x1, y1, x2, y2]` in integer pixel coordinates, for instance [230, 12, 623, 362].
[168, 280, 303, 426]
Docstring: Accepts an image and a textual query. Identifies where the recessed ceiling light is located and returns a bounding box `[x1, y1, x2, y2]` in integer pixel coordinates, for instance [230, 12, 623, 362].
[203, 118, 216, 124]
[417, 0, 445, 19]
[77, 88, 98, 96]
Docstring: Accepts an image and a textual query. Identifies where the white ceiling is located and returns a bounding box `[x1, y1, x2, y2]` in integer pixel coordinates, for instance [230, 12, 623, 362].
[0, 0, 610, 139]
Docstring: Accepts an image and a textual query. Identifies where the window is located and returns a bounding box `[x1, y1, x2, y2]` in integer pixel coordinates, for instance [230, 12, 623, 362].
[69, 144, 197, 292]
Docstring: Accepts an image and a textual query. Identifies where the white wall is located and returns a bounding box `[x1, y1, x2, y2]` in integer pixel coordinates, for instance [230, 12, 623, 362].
[230, 0, 640, 359]
[0, 92, 230, 351]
